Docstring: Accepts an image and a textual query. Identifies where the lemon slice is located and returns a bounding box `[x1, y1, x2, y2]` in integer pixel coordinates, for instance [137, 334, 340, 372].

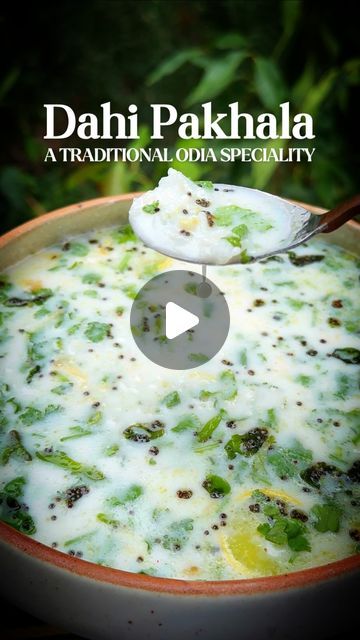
[220, 521, 280, 577]
[219, 488, 303, 577]
[237, 487, 303, 506]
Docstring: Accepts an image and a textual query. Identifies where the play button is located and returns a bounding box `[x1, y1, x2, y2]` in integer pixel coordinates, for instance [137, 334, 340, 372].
[130, 269, 230, 370]
[165, 302, 199, 340]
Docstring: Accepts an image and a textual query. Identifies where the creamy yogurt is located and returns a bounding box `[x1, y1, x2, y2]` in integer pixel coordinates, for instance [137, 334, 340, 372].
[0, 225, 359, 580]
[129, 169, 298, 264]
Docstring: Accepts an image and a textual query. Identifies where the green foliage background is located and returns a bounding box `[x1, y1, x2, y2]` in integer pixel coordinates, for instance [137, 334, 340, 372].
[0, 0, 358, 233]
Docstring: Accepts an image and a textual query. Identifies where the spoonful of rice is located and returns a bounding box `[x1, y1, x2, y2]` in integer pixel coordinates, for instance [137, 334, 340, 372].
[129, 169, 359, 266]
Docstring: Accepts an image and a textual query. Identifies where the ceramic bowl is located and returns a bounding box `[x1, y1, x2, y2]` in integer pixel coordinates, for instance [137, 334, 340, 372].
[0, 195, 359, 640]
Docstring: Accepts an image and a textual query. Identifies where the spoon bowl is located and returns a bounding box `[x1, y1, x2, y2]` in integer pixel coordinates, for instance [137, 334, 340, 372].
[225, 192, 359, 265]
[137, 187, 359, 267]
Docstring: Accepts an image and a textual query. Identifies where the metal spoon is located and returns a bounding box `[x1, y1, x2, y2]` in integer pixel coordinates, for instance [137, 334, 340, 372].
[135, 190, 359, 266]
[180, 192, 359, 265]
[224, 192, 360, 266]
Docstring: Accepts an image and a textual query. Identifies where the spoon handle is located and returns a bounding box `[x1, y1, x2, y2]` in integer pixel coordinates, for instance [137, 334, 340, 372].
[318, 194, 360, 233]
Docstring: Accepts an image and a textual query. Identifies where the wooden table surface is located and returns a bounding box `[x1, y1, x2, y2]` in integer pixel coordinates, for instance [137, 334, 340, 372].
[0, 596, 355, 640]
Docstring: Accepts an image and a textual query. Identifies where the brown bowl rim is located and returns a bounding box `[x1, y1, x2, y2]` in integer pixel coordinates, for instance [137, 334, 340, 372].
[1, 193, 359, 597]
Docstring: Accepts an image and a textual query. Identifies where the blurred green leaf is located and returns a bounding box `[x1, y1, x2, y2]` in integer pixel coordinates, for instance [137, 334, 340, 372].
[215, 33, 247, 49]
[131, 124, 152, 151]
[0, 167, 35, 210]
[185, 51, 246, 106]
[301, 69, 337, 114]
[282, 0, 301, 37]
[171, 138, 206, 181]
[343, 58, 360, 85]
[0, 67, 20, 101]
[65, 164, 107, 191]
[274, 1, 301, 59]
[147, 49, 202, 85]
[291, 60, 315, 105]
[102, 162, 129, 195]
[254, 58, 287, 109]
[251, 138, 284, 189]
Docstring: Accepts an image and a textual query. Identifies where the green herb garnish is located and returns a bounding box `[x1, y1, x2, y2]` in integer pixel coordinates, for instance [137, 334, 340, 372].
[202, 474, 231, 498]
[108, 484, 143, 506]
[161, 518, 194, 550]
[142, 201, 160, 214]
[311, 503, 341, 533]
[112, 224, 137, 244]
[197, 412, 224, 442]
[123, 421, 165, 442]
[172, 414, 201, 433]
[36, 450, 105, 480]
[196, 181, 213, 189]
[85, 321, 111, 342]
[225, 427, 268, 459]
[97, 513, 120, 528]
[1, 430, 32, 464]
[330, 348, 360, 365]
[161, 390, 181, 408]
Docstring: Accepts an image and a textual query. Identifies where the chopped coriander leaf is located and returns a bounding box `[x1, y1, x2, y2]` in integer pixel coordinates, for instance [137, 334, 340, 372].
[105, 444, 119, 457]
[239, 249, 251, 263]
[0, 497, 36, 535]
[288, 252, 324, 267]
[67, 242, 89, 256]
[36, 450, 105, 480]
[4, 289, 53, 307]
[1, 430, 32, 464]
[117, 253, 132, 272]
[19, 404, 61, 426]
[82, 273, 101, 285]
[225, 427, 268, 459]
[172, 414, 201, 433]
[257, 503, 311, 553]
[85, 322, 111, 342]
[108, 484, 143, 506]
[123, 422, 165, 442]
[51, 382, 73, 395]
[60, 426, 93, 441]
[97, 513, 120, 527]
[287, 298, 305, 310]
[225, 235, 243, 248]
[3, 476, 26, 498]
[268, 442, 313, 479]
[161, 390, 181, 408]
[161, 518, 194, 551]
[196, 181, 213, 189]
[295, 375, 313, 387]
[311, 504, 341, 533]
[88, 411, 102, 425]
[300, 462, 342, 488]
[202, 474, 231, 498]
[197, 412, 224, 442]
[330, 348, 360, 364]
[112, 224, 137, 244]
[122, 284, 138, 299]
[238, 349, 247, 366]
[64, 531, 95, 548]
[232, 223, 249, 238]
[213, 205, 252, 227]
[142, 201, 160, 214]
[219, 370, 237, 400]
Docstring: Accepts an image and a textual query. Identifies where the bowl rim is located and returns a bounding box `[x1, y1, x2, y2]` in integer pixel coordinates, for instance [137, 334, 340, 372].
[1, 193, 359, 597]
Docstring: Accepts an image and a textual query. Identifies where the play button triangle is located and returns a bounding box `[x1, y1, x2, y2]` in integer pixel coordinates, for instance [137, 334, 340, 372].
[165, 302, 199, 340]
